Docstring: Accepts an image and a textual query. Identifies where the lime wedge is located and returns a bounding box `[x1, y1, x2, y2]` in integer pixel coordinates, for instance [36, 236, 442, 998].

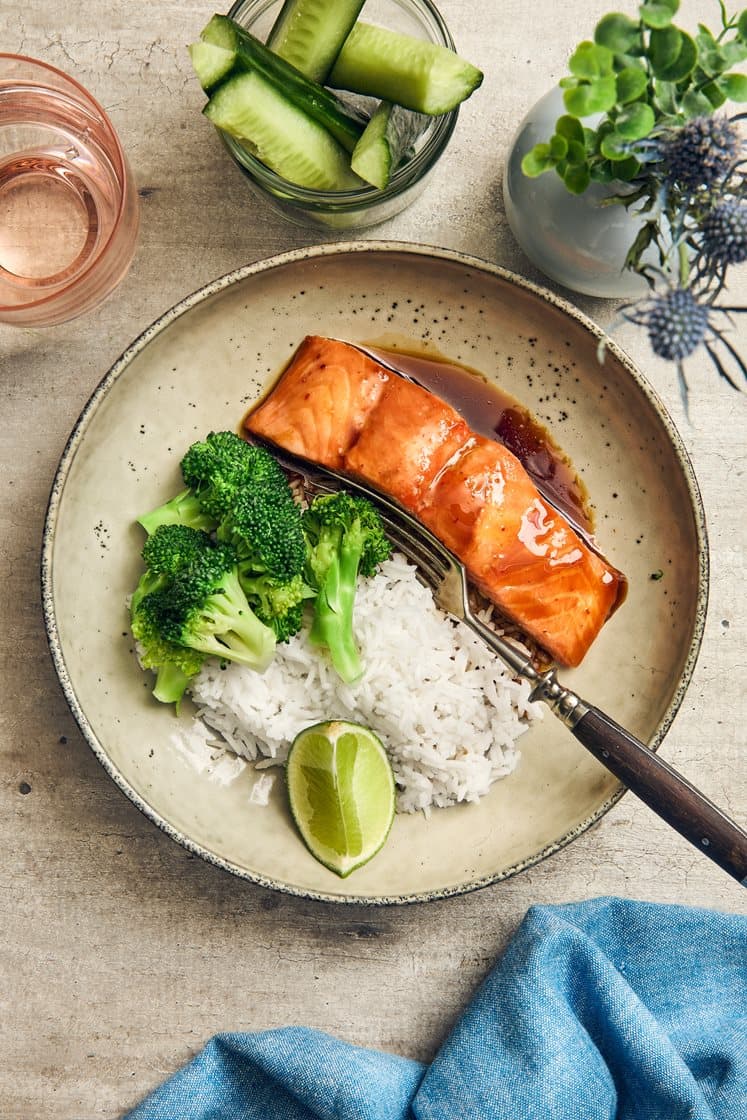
[286, 720, 395, 878]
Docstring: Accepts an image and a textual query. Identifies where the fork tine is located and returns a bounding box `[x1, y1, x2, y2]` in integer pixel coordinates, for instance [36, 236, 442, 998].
[384, 526, 449, 589]
[383, 517, 450, 576]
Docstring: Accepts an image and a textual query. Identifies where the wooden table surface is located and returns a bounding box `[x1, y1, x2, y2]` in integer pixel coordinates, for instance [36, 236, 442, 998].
[2, 2, 744, 1116]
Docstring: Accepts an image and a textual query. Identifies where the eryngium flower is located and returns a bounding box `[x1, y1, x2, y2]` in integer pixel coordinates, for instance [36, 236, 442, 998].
[700, 199, 747, 267]
[660, 116, 742, 191]
[644, 288, 709, 361]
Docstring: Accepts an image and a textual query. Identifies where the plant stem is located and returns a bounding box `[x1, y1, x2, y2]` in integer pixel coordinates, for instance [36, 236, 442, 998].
[640, 22, 657, 109]
[678, 240, 690, 287]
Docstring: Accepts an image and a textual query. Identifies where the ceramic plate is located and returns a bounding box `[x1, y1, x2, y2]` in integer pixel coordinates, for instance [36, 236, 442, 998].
[42, 243, 707, 904]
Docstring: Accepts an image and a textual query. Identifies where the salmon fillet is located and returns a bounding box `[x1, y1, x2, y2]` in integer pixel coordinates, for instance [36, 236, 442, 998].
[245, 336, 625, 667]
[417, 435, 622, 664]
[246, 335, 390, 469]
[345, 376, 471, 510]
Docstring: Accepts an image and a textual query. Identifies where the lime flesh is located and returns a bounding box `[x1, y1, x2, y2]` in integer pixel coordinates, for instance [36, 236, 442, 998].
[286, 720, 396, 878]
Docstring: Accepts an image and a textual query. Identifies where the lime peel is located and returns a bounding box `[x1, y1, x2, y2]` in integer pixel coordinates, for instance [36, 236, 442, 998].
[287, 720, 395, 878]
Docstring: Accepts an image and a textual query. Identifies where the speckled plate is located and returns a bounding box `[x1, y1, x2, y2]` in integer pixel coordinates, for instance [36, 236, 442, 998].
[42, 243, 707, 904]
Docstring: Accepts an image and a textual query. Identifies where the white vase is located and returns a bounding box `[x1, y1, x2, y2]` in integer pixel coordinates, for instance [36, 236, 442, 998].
[503, 88, 654, 299]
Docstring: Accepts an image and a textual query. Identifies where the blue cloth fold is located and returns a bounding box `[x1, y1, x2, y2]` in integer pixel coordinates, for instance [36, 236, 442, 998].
[125, 897, 746, 1120]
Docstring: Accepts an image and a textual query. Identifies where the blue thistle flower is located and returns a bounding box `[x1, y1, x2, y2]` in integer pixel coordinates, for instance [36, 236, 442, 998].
[699, 200, 747, 268]
[643, 288, 709, 361]
[658, 116, 742, 192]
[615, 285, 746, 414]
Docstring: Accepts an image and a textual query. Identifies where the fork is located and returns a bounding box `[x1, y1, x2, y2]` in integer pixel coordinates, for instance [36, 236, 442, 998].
[263, 443, 747, 885]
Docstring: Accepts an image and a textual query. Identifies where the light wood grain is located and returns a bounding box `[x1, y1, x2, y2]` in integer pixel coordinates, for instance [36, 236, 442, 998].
[1, 2, 744, 1116]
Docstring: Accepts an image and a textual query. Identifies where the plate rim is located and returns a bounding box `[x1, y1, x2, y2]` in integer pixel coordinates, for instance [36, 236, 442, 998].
[40, 240, 710, 905]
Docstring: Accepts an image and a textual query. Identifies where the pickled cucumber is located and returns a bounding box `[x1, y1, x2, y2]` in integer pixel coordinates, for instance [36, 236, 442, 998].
[203, 70, 365, 192]
[267, 0, 365, 83]
[329, 22, 483, 114]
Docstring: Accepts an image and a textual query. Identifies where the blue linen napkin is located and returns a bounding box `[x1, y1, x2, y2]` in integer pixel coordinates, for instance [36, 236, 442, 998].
[125, 897, 747, 1119]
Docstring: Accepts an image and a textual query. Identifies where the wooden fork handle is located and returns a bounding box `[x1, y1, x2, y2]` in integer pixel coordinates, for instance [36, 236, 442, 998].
[572, 705, 747, 885]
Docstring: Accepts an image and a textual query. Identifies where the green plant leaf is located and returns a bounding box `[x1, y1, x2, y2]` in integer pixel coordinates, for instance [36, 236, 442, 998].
[558, 76, 577, 88]
[563, 76, 618, 115]
[694, 24, 729, 75]
[612, 51, 641, 72]
[601, 187, 644, 206]
[550, 134, 569, 159]
[569, 40, 615, 78]
[616, 65, 648, 102]
[563, 163, 591, 193]
[600, 131, 631, 159]
[694, 24, 724, 72]
[720, 71, 747, 100]
[649, 26, 683, 73]
[555, 114, 586, 143]
[595, 12, 641, 51]
[738, 10, 747, 41]
[521, 144, 556, 176]
[616, 101, 656, 138]
[566, 139, 587, 164]
[695, 24, 717, 51]
[652, 79, 678, 112]
[590, 159, 617, 182]
[681, 88, 716, 117]
[640, 2, 677, 30]
[655, 30, 697, 80]
[624, 220, 659, 270]
[615, 47, 646, 66]
[698, 46, 728, 76]
[721, 39, 747, 65]
[615, 155, 643, 180]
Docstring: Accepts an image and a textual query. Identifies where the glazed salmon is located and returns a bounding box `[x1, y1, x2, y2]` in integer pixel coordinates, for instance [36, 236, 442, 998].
[428, 437, 620, 665]
[246, 335, 390, 469]
[245, 336, 625, 666]
[345, 376, 471, 510]
[419, 434, 511, 556]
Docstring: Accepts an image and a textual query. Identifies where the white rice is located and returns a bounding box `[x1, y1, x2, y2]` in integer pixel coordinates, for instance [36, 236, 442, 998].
[190, 553, 543, 813]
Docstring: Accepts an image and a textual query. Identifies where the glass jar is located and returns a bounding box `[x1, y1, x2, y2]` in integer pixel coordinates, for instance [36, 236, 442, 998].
[219, 0, 459, 230]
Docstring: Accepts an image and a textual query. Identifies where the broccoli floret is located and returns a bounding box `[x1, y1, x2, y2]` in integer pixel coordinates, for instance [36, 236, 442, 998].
[302, 491, 391, 684]
[181, 431, 285, 520]
[131, 568, 166, 618]
[217, 481, 307, 584]
[131, 525, 214, 615]
[137, 433, 291, 535]
[266, 600, 305, 644]
[141, 523, 213, 575]
[242, 570, 313, 642]
[130, 526, 216, 702]
[141, 543, 276, 673]
[138, 488, 216, 537]
[183, 433, 308, 636]
[131, 438, 304, 698]
[131, 601, 206, 707]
